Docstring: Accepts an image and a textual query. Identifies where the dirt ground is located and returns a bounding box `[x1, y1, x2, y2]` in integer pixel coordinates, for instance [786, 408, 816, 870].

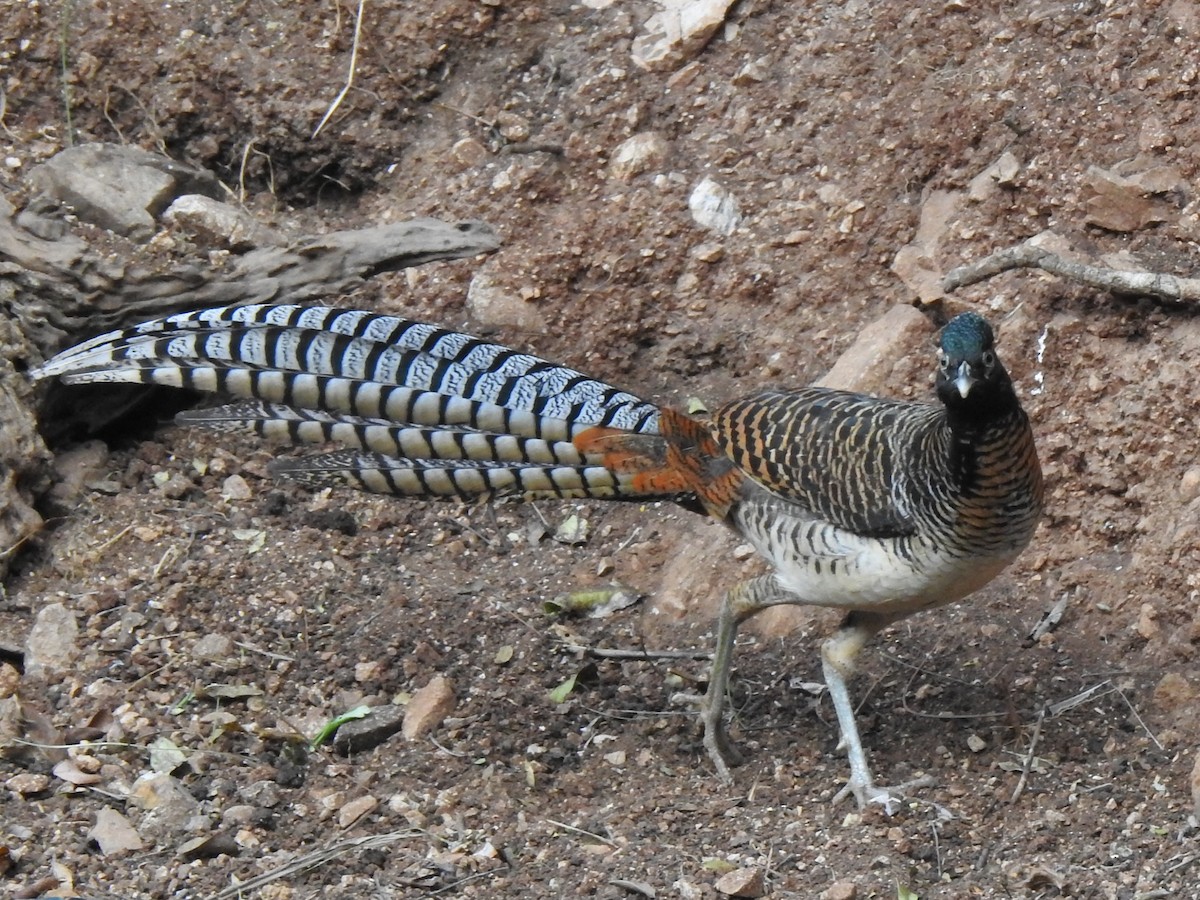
[4, 1, 1200, 897]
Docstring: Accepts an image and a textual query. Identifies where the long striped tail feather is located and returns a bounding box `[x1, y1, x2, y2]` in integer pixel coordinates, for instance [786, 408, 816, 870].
[34, 304, 662, 442]
[34, 303, 711, 505]
[267, 451, 666, 503]
[178, 400, 596, 466]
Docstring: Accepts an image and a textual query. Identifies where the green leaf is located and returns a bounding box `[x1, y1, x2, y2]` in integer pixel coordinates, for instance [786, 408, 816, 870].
[549, 673, 578, 704]
[545, 585, 641, 619]
[309, 704, 372, 750]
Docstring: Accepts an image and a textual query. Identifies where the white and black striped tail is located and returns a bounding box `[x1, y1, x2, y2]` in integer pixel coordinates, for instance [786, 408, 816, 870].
[34, 304, 673, 502]
[269, 451, 649, 502]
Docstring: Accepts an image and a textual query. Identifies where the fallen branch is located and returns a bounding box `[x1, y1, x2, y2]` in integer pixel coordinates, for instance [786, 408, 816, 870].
[0, 144, 501, 579]
[943, 236, 1200, 302]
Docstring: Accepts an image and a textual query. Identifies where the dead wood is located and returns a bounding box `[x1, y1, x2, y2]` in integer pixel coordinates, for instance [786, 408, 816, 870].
[943, 232, 1200, 302]
[0, 170, 499, 580]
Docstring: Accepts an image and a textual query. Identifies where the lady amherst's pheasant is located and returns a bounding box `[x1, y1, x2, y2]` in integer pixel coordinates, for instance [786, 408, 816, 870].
[34, 305, 1042, 808]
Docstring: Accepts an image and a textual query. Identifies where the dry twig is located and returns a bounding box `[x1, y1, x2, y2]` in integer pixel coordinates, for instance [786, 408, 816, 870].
[313, 0, 366, 139]
[944, 237, 1200, 302]
[1010, 707, 1045, 803]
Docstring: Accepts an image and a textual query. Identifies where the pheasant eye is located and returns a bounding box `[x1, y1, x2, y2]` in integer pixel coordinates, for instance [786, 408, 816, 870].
[981, 350, 996, 368]
[938, 351, 949, 369]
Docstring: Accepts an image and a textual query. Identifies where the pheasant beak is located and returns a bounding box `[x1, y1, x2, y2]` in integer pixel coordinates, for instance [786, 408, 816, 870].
[953, 361, 975, 399]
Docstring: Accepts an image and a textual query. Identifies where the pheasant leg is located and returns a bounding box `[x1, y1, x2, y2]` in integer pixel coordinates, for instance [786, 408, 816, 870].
[699, 575, 788, 780]
[821, 610, 908, 811]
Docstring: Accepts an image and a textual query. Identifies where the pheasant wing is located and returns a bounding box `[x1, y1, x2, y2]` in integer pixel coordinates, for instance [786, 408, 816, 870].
[711, 388, 931, 537]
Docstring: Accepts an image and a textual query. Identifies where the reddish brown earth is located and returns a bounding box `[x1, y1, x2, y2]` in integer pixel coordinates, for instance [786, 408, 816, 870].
[3, 2, 1200, 897]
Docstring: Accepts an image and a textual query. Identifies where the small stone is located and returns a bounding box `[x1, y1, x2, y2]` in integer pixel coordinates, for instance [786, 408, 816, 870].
[609, 132, 670, 181]
[157, 472, 194, 499]
[129, 773, 202, 840]
[714, 866, 765, 898]
[1082, 164, 1176, 232]
[239, 780, 283, 809]
[163, 194, 283, 249]
[71, 753, 102, 774]
[89, 808, 145, 855]
[0, 662, 19, 699]
[337, 794, 379, 829]
[732, 55, 770, 85]
[967, 734, 987, 753]
[402, 675, 456, 741]
[1137, 116, 1174, 151]
[822, 882, 858, 900]
[0, 697, 20, 746]
[333, 705, 407, 755]
[178, 833, 240, 860]
[6, 772, 52, 796]
[968, 150, 1021, 202]
[221, 805, 258, 826]
[632, 0, 736, 71]
[221, 474, 252, 501]
[495, 112, 530, 142]
[450, 138, 488, 169]
[355, 660, 385, 683]
[1180, 468, 1200, 503]
[191, 633, 233, 661]
[53, 758, 102, 786]
[689, 177, 740, 236]
[690, 241, 725, 263]
[25, 602, 79, 677]
[466, 269, 547, 333]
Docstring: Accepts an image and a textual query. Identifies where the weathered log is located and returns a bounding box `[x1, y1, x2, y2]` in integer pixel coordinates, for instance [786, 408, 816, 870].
[0, 145, 501, 580]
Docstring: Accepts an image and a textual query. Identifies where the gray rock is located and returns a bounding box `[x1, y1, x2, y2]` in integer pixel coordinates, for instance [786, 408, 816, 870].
[632, 0, 736, 71]
[27, 143, 221, 241]
[25, 602, 79, 677]
[128, 772, 202, 841]
[190, 633, 234, 661]
[333, 704, 406, 755]
[89, 808, 145, 855]
[163, 194, 284, 249]
[609, 132, 670, 181]
[466, 269, 547, 332]
[688, 177, 740, 235]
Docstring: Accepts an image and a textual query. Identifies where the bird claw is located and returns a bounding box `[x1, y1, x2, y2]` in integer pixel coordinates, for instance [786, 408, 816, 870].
[702, 718, 744, 783]
[833, 773, 941, 816]
[833, 780, 903, 814]
[672, 690, 745, 781]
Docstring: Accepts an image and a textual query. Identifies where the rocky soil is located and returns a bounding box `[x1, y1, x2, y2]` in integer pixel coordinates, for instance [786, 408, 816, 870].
[3, 1, 1200, 898]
